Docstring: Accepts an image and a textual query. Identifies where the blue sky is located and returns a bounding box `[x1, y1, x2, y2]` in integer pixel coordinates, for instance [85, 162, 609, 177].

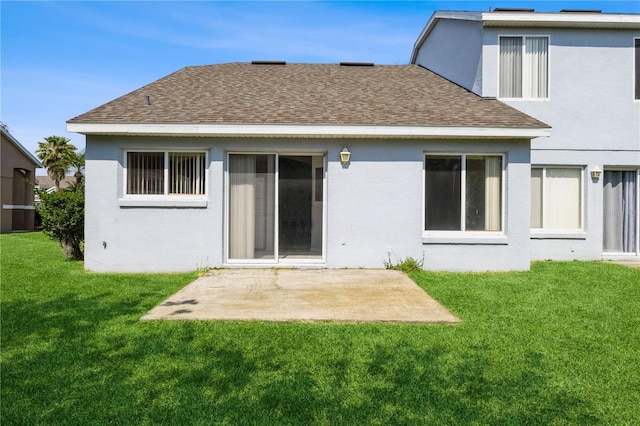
[2, 1, 638, 165]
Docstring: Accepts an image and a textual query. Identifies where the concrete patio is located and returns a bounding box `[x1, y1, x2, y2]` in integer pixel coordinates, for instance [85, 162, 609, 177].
[141, 269, 460, 323]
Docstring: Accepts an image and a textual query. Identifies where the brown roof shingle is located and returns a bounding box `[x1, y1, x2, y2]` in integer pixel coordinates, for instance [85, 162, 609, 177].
[68, 63, 548, 129]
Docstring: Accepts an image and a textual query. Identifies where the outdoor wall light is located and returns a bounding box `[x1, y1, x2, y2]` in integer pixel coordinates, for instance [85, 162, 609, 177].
[590, 166, 602, 180]
[340, 146, 351, 165]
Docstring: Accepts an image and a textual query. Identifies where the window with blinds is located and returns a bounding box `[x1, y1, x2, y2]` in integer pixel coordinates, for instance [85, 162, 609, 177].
[126, 151, 206, 196]
[531, 167, 582, 230]
[499, 36, 549, 99]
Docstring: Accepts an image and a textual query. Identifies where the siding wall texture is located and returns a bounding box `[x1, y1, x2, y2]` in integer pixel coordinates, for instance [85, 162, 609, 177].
[85, 136, 531, 272]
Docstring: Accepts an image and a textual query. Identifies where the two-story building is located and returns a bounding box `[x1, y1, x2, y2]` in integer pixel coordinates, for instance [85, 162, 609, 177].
[412, 9, 640, 261]
[1, 125, 42, 233]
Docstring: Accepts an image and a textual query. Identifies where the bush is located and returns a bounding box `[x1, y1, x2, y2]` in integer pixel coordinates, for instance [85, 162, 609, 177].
[36, 183, 84, 260]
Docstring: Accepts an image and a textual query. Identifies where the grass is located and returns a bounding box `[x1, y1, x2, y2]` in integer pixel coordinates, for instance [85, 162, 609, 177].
[2, 232, 639, 425]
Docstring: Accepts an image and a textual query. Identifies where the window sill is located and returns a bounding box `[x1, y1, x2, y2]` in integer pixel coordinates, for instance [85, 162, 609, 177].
[530, 231, 586, 240]
[499, 97, 550, 102]
[422, 234, 508, 245]
[118, 198, 208, 208]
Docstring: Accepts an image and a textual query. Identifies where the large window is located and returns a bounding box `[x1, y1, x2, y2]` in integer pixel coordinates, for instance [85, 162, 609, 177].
[425, 155, 502, 232]
[531, 167, 582, 230]
[126, 151, 206, 195]
[500, 36, 549, 99]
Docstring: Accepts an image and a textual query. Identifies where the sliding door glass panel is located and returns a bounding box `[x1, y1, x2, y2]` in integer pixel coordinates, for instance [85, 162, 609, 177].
[603, 171, 637, 252]
[229, 154, 275, 260]
[278, 156, 322, 259]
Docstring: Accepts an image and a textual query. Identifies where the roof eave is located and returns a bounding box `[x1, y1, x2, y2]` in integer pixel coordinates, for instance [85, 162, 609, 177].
[67, 122, 551, 140]
[481, 12, 640, 29]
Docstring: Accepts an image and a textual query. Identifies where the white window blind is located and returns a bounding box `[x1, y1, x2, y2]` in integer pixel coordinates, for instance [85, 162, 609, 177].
[500, 36, 548, 99]
[169, 153, 206, 195]
[127, 152, 164, 195]
[499, 37, 522, 98]
[126, 151, 206, 196]
[531, 167, 582, 229]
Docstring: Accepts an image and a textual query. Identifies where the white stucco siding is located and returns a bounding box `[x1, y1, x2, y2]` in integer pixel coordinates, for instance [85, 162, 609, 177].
[482, 27, 640, 152]
[529, 149, 639, 261]
[84, 136, 532, 273]
[85, 136, 223, 273]
[475, 26, 640, 260]
[413, 18, 484, 94]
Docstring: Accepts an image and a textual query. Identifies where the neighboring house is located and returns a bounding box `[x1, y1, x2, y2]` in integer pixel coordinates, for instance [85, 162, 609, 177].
[33, 175, 76, 205]
[1, 125, 42, 233]
[67, 63, 549, 272]
[411, 9, 640, 261]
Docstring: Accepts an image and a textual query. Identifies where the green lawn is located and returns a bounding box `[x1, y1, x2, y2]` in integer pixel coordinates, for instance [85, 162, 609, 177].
[2, 232, 639, 425]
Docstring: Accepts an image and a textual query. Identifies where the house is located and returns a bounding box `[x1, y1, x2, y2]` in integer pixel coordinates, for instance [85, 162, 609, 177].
[411, 9, 640, 260]
[34, 175, 76, 205]
[1, 124, 42, 233]
[67, 62, 549, 272]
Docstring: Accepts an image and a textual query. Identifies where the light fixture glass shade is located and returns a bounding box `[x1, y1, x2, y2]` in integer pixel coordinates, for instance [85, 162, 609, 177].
[590, 166, 602, 180]
[340, 147, 351, 164]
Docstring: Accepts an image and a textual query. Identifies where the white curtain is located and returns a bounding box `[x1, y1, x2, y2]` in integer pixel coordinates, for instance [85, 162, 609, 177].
[604, 171, 637, 252]
[530, 168, 543, 228]
[499, 37, 522, 98]
[525, 37, 548, 98]
[484, 157, 501, 231]
[229, 155, 256, 259]
[544, 168, 581, 229]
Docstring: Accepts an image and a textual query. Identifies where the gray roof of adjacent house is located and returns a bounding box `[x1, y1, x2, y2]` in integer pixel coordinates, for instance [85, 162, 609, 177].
[68, 63, 548, 132]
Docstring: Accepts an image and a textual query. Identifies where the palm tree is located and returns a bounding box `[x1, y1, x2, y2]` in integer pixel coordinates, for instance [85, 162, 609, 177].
[69, 150, 85, 186]
[36, 136, 76, 189]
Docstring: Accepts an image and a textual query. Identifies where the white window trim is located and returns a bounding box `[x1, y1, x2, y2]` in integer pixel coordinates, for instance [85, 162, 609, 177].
[498, 34, 551, 101]
[122, 149, 208, 199]
[422, 152, 506, 242]
[530, 165, 585, 238]
[634, 38, 640, 102]
[120, 149, 208, 208]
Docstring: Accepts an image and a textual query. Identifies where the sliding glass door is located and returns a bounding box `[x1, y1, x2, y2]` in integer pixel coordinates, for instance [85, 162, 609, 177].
[603, 170, 638, 253]
[228, 153, 324, 262]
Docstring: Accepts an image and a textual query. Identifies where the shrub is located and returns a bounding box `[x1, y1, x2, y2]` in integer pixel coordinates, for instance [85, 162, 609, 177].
[383, 256, 424, 273]
[36, 183, 84, 260]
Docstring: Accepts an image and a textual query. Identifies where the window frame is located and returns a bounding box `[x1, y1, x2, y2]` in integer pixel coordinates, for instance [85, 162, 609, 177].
[422, 152, 506, 238]
[498, 34, 550, 101]
[634, 38, 640, 101]
[123, 149, 208, 199]
[530, 165, 585, 237]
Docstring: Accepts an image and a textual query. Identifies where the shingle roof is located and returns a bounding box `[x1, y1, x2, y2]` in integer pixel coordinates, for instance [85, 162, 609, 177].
[68, 63, 547, 129]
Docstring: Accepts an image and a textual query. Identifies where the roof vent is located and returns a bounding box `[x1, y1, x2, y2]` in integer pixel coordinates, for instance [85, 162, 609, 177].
[492, 8, 535, 12]
[559, 9, 602, 13]
[251, 60, 286, 65]
[339, 62, 374, 67]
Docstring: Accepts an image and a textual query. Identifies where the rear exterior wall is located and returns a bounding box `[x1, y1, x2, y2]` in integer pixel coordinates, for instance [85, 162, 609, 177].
[84, 135, 532, 273]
